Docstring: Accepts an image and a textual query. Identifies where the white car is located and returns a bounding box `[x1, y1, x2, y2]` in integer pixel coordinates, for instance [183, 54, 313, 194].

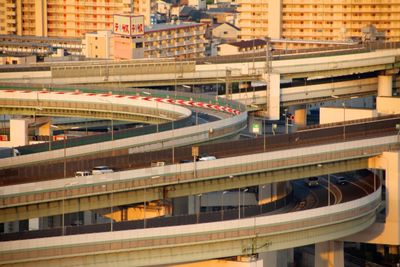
[92, 166, 114, 175]
[198, 156, 217, 161]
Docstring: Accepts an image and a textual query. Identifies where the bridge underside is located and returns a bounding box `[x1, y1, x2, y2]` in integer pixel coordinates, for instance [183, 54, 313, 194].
[0, 100, 176, 125]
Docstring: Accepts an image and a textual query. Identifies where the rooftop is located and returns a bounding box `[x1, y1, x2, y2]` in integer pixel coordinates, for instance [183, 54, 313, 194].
[145, 22, 203, 33]
[226, 39, 266, 49]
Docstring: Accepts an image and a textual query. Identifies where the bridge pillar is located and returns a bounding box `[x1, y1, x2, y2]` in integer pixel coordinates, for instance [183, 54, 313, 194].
[314, 240, 344, 267]
[262, 73, 280, 120]
[259, 249, 293, 267]
[10, 118, 29, 146]
[377, 75, 393, 97]
[294, 105, 307, 127]
[345, 151, 400, 245]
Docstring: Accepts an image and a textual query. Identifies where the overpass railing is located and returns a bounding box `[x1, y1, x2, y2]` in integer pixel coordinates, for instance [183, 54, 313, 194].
[0, 187, 381, 266]
[0, 189, 294, 241]
[0, 85, 246, 155]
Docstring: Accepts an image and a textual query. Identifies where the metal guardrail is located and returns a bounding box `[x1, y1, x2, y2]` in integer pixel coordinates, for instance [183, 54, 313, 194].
[0, 85, 246, 156]
[0, 188, 381, 266]
[0, 189, 294, 241]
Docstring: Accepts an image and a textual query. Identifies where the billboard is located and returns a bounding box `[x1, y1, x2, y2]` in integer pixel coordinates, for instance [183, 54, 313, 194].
[113, 15, 144, 36]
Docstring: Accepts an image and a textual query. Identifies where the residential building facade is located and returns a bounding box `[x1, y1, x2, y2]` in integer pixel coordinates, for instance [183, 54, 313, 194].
[238, 0, 400, 43]
[0, 0, 156, 38]
[113, 22, 206, 59]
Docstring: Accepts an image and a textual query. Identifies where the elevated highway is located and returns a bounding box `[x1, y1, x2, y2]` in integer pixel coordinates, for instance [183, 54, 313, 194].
[0, 187, 381, 266]
[0, 88, 246, 173]
[1, 118, 398, 222]
[1, 44, 399, 120]
[1, 45, 400, 266]
[0, 43, 399, 86]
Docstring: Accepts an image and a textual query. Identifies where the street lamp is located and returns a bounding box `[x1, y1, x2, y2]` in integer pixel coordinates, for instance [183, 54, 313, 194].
[196, 193, 202, 223]
[284, 108, 289, 134]
[62, 181, 79, 235]
[221, 190, 228, 220]
[144, 186, 147, 228]
[239, 188, 248, 219]
[51, 125, 79, 178]
[332, 95, 358, 140]
[102, 184, 114, 231]
[318, 163, 330, 206]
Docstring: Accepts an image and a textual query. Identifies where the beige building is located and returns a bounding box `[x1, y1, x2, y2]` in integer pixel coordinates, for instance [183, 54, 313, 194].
[212, 22, 240, 42]
[84, 31, 114, 59]
[0, 54, 36, 65]
[112, 22, 206, 59]
[238, 0, 400, 43]
[0, 0, 156, 38]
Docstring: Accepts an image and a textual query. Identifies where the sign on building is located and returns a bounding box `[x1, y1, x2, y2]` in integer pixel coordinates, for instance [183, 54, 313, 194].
[113, 15, 145, 36]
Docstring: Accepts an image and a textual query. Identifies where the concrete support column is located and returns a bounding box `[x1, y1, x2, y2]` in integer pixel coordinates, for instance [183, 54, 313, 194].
[262, 73, 280, 120]
[259, 248, 293, 267]
[294, 106, 307, 127]
[10, 118, 29, 146]
[377, 75, 393, 97]
[346, 151, 400, 244]
[315, 241, 344, 267]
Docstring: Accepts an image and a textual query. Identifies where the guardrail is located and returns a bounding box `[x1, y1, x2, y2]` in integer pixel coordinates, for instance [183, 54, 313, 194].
[0, 187, 381, 266]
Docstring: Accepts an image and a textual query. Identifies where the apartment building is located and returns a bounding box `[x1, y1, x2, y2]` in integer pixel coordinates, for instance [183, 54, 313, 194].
[0, 0, 156, 38]
[113, 21, 206, 59]
[238, 0, 400, 43]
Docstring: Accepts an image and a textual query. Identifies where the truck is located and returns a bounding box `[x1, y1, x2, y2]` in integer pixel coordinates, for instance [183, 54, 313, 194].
[0, 147, 20, 159]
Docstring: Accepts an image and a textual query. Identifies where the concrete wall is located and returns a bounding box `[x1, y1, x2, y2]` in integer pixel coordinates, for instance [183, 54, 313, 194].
[376, 96, 400, 115]
[85, 31, 113, 59]
[320, 107, 377, 124]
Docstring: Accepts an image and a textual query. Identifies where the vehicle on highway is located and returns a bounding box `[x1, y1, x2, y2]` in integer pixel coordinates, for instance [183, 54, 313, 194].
[305, 177, 319, 187]
[198, 155, 217, 161]
[331, 175, 348, 185]
[179, 159, 192, 163]
[75, 171, 91, 177]
[92, 166, 114, 175]
[151, 161, 165, 167]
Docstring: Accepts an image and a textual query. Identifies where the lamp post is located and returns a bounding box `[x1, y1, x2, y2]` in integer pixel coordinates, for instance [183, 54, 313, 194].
[51, 125, 79, 178]
[332, 95, 358, 140]
[101, 184, 114, 231]
[62, 181, 79, 235]
[263, 118, 266, 151]
[318, 163, 330, 206]
[196, 193, 202, 223]
[239, 188, 248, 219]
[144, 186, 147, 228]
[221, 190, 228, 220]
[342, 101, 346, 140]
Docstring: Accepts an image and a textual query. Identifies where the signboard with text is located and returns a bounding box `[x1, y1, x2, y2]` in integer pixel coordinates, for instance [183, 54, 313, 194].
[113, 15, 144, 37]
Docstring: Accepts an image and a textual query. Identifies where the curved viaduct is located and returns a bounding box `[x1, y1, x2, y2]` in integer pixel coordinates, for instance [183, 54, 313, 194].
[1, 46, 400, 266]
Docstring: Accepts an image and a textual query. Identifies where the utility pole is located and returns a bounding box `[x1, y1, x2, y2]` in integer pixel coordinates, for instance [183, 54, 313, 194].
[265, 37, 271, 117]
